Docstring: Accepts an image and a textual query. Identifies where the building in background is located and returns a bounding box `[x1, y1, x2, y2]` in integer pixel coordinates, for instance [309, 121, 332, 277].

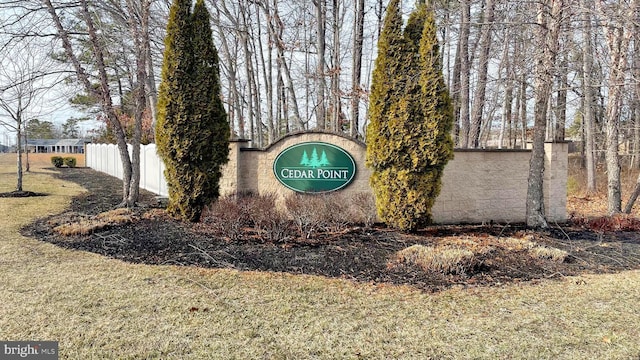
[26, 139, 88, 153]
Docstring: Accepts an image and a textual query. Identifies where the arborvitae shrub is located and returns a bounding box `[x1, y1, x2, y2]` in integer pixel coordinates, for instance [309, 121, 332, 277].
[366, 2, 453, 231]
[156, 0, 229, 222]
[51, 156, 63, 168]
[370, 168, 443, 231]
[64, 157, 77, 168]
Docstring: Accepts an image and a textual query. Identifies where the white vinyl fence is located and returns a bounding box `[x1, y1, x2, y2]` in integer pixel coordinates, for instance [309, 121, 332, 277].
[85, 143, 168, 196]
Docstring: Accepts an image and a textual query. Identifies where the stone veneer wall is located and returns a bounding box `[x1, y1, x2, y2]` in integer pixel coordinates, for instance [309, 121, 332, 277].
[219, 132, 568, 225]
[221, 132, 372, 200]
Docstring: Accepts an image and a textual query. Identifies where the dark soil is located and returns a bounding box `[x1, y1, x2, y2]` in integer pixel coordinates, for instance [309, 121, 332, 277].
[22, 167, 640, 292]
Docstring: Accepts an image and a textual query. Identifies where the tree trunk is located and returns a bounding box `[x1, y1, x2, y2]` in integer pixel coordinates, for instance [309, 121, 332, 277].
[457, 0, 471, 148]
[469, 0, 495, 148]
[255, 1, 275, 144]
[141, 0, 157, 130]
[124, 0, 150, 207]
[271, 8, 304, 131]
[598, 0, 635, 214]
[631, 12, 640, 169]
[330, 0, 341, 132]
[518, 74, 528, 148]
[499, 38, 514, 149]
[582, 0, 597, 193]
[314, 0, 327, 130]
[350, 0, 364, 138]
[554, 37, 568, 142]
[217, 27, 243, 138]
[451, 32, 462, 141]
[81, 0, 133, 205]
[241, 30, 256, 144]
[16, 123, 23, 192]
[526, 0, 563, 228]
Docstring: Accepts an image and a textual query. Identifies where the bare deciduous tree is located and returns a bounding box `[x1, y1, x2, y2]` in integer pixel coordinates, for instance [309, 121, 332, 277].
[0, 41, 63, 192]
[596, 0, 636, 214]
[526, 0, 564, 228]
[42, 0, 153, 207]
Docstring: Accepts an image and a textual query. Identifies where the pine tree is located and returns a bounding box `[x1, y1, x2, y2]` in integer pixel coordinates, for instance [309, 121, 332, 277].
[366, 3, 454, 231]
[156, 0, 229, 222]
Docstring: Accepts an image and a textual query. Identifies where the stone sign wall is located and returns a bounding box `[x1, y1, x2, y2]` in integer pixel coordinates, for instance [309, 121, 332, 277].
[219, 131, 567, 224]
[87, 131, 568, 224]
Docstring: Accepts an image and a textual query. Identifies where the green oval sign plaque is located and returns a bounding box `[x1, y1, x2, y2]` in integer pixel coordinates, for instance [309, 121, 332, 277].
[273, 142, 357, 193]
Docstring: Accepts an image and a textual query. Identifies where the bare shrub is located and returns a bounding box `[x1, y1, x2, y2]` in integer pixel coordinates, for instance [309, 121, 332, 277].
[258, 210, 292, 242]
[529, 246, 568, 263]
[244, 192, 276, 228]
[585, 214, 640, 232]
[389, 244, 476, 275]
[348, 192, 377, 227]
[201, 195, 249, 240]
[317, 193, 351, 232]
[284, 193, 325, 238]
[246, 193, 293, 242]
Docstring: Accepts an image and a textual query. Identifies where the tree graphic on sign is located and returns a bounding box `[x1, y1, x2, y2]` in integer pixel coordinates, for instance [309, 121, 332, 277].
[299, 147, 331, 168]
[300, 150, 310, 166]
[309, 148, 321, 168]
[319, 150, 330, 166]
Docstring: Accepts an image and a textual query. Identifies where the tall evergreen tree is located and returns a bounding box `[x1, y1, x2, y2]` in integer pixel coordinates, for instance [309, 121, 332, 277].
[366, 3, 454, 231]
[366, 0, 408, 171]
[156, 0, 229, 222]
[190, 0, 230, 217]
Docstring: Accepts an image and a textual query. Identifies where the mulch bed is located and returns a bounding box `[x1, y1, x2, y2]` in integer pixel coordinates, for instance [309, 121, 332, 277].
[0, 190, 47, 197]
[21, 167, 640, 292]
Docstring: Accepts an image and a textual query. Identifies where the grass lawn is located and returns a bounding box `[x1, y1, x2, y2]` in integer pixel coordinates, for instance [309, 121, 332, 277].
[1, 153, 640, 359]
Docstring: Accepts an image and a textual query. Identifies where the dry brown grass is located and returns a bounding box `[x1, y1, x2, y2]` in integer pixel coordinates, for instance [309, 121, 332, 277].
[2, 153, 640, 359]
[390, 234, 571, 275]
[529, 246, 569, 262]
[494, 236, 537, 251]
[389, 244, 476, 274]
[51, 208, 136, 236]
